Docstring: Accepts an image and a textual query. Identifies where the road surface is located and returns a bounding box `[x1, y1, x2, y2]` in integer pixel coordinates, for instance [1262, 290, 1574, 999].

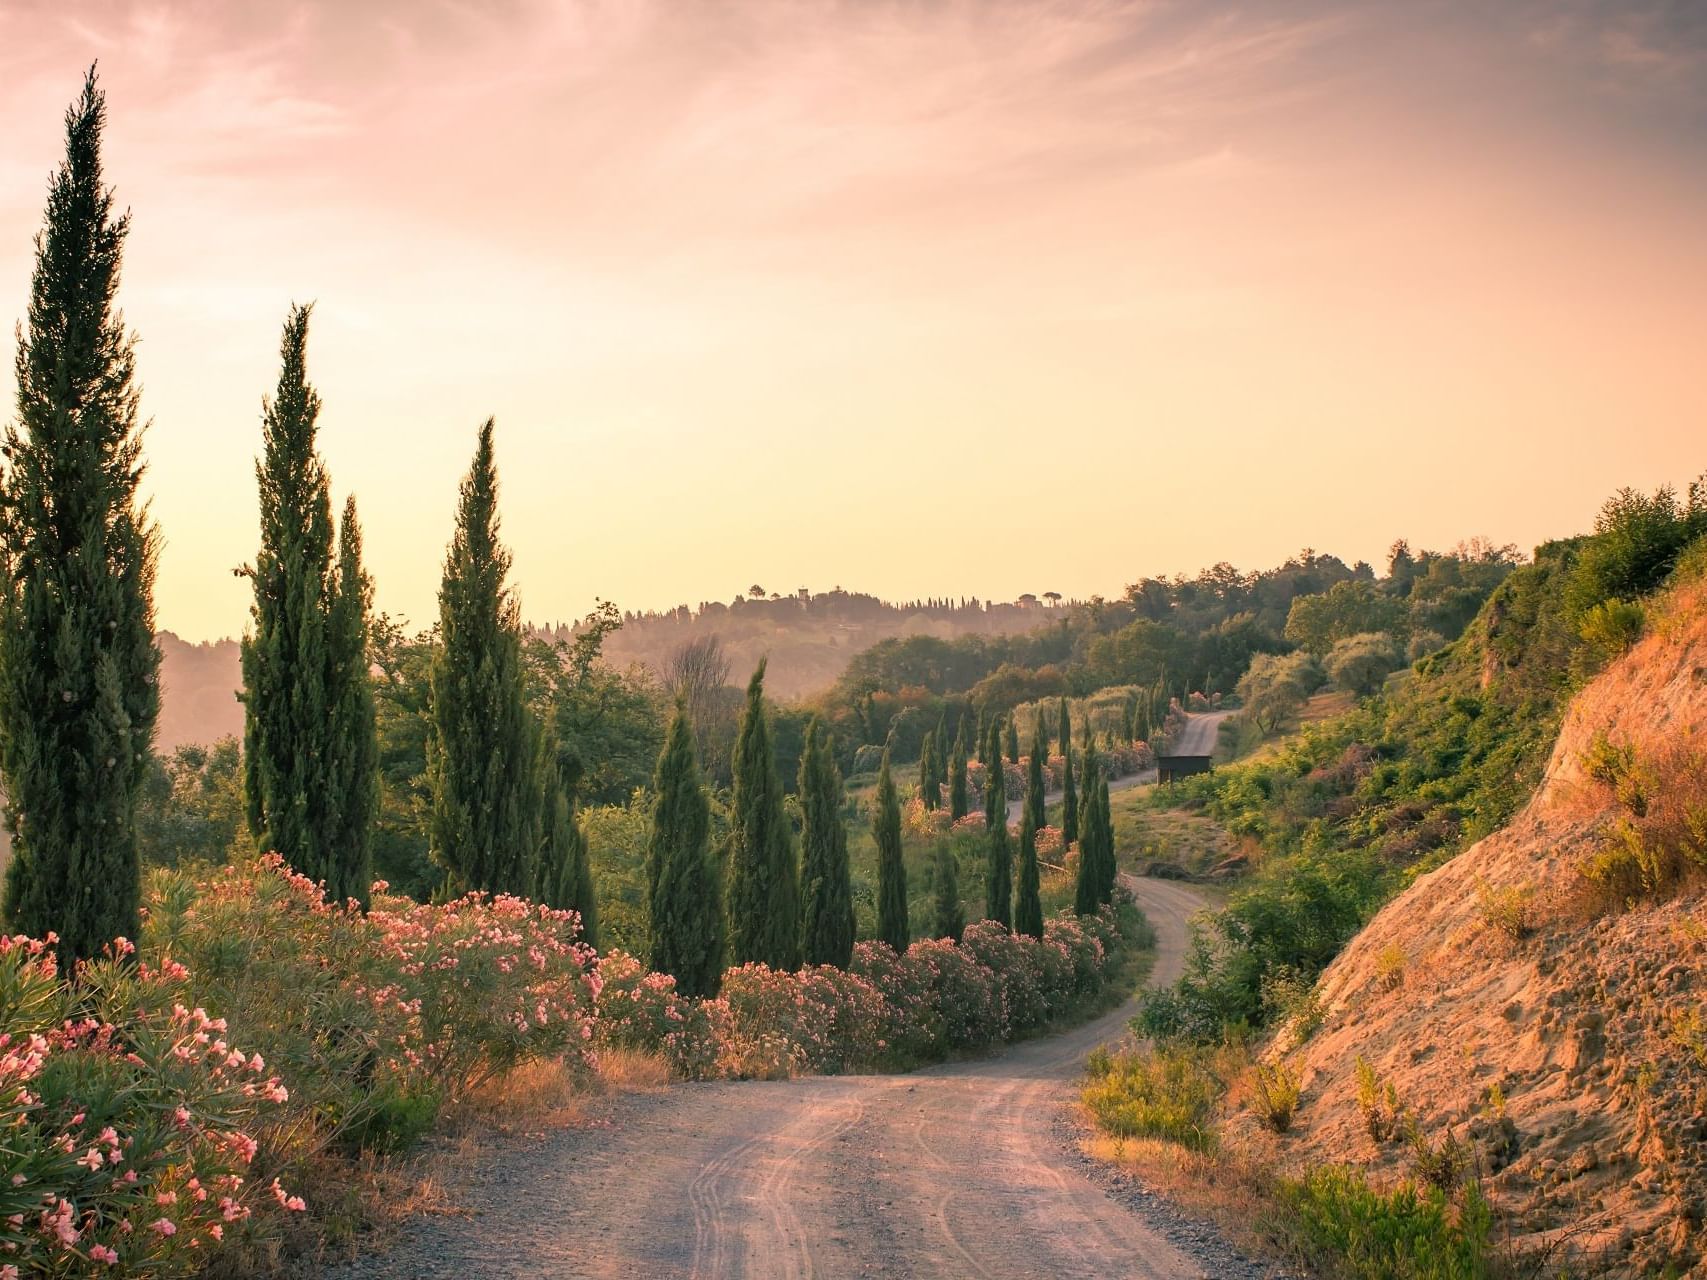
[1163, 711, 1232, 758]
[333, 877, 1232, 1280]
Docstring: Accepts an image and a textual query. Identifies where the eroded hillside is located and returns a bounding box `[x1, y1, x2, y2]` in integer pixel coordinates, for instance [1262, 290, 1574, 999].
[1228, 579, 1707, 1275]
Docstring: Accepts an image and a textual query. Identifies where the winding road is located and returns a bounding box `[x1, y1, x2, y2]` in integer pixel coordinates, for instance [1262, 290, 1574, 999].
[335, 877, 1218, 1279]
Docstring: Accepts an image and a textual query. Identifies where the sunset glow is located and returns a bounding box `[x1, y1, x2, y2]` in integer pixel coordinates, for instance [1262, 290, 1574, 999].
[3, 0, 1703, 639]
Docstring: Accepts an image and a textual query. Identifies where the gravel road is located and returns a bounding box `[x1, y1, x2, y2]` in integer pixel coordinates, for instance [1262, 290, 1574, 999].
[328, 867, 1275, 1279]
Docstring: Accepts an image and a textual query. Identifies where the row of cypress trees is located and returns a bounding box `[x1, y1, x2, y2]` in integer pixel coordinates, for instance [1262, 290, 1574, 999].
[0, 73, 600, 962]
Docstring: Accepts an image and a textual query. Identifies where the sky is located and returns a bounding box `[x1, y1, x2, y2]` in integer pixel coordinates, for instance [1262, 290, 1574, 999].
[1, 0, 1704, 642]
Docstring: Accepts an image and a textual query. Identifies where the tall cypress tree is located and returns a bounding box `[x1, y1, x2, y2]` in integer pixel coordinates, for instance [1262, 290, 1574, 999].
[1074, 739, 1103, 915]
[1096, 775, 1118, 905]
[0, 71, 160, 966]
[1060, 697, 1077, 846]
[873, 750, 908, 952]
[1034, 705, 1050, 760]
[984, 721, 1011, 928]
[1025, 727, 1047, 834]
[799, 718, 854, 968]
[323, 496, 379, 905]
[932, 844, 964, 943]
[949, 722, 969, 821]
[427, 420, 543, 896]
[727, 661, 799, 969]
[540, 769, 598, 947]
[648, 704, 723, 996]
[1015, 811, 1043, 940]
[917, 727, 938, 810]
[1005, 715, 1020, 764]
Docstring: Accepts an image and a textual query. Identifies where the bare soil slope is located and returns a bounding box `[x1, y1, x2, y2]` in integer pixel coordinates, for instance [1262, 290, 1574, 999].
[1226, 583, 1707, 1275]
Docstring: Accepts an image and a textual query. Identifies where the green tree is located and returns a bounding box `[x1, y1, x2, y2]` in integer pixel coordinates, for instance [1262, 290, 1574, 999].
[240, 306, 377, 906]
[726, 661, 799, 969]
[1095, 775, 1117, 904]
[427, 420, 545, 896]
[647, 704, 723, 996]
[873, 750, 908, 951]
[1025, 726, 1047, 834]
[1074, 740, 1103, 915]
[799, 718, 854, 968]
[1015, 811, 1043, 939]
[932, 844, 965, 943]
[1060, 698, 1078, 845]
[984, 722, 1012, 928]
[539, 770, 598, 946]
[0, 72, 161, 966]
[1326, 631, 1404, 697]
[1283, 580, 1405, 655]
[1005, 715, 1020, 764]
[1236, 651, 1321, 737]
[949, 722, 969, 821]
[917, 727, 938, 810]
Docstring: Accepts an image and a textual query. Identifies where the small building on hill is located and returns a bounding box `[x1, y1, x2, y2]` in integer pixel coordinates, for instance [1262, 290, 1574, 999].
[1157, 753, 1213, 784]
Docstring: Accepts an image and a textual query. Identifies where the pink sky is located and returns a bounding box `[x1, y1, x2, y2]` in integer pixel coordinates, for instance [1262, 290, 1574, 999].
[2, 0, 1704, 640]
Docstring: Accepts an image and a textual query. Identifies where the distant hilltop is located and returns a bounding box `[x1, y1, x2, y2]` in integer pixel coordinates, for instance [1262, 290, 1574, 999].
[155, 590, 1082, 751]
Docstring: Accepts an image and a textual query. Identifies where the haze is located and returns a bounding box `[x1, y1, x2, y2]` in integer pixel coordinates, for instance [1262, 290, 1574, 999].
[2, 0, 1703, 642]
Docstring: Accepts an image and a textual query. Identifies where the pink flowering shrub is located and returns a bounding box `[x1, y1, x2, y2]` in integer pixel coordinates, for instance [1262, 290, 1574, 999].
[591, 952, 718, 1080]
[0, 935, 300, 1277]
[901, 797, 952, 838]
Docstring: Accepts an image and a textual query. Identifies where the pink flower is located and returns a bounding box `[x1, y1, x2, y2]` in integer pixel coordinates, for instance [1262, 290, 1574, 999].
[89, 1244, 119, 1264]
[75, 1148, 104, 1171]
[150, 1218, 177, 1237]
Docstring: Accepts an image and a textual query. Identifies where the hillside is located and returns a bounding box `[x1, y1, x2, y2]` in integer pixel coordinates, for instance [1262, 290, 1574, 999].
[1226, 576, 1707, 1275]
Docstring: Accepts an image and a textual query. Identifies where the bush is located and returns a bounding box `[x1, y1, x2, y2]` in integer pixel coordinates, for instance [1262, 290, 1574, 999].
[1355, 1055, 1405, 1144]
[1081, 1043, 1227, 1150]
[0, 935, 303, 1276]
[1251, 1061, 1302, 1133]
[1327, 633, 1403, 698]
[1275, 1166, 1492, 1280]
[1472, 878, 1531, 942]
[1575, 598, 1645, 675]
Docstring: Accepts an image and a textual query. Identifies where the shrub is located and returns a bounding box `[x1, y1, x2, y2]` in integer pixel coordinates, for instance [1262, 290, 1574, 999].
[1260, 966, 1327, 1046]
[1355, 1055, 1405, 1144]
[1577, 744, 1707, 911]
[1081, 1043, 1226, 1150]
[0, 935, 303, 1276]
[1472, 878, 1531, 942]
[1406, 1121, 1469, 1193]
[1251, 1061, 1302, 1133]
[1575, 598, 1645, 674]
[1375, 942, 1407, 992]
[1275, 1166, 1492, 1280]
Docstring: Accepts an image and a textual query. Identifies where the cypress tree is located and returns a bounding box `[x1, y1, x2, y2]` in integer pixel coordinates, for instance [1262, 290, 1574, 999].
[873, 750, 908, 951]
[1058, 696, 1072, 759]
[1034, 705, 1050, 759]
[1015, 811, 1043, 940]
[648, 704, 723, 996]
[0, 71, 161, 966]
[917, 728, 938, 810]
[243, 304, 383, 903]
[1005, 715, 1020, 764]
[1096, 775, 1118, 905]
[949, 722, 969, 821]
[975, 711, 989, 765]
[1060, 697, 1078, 845]
[984, 722, 1011, 928]
[323, 496, 378, 905]
[427, 419, 543, 896]
[1074, 739, 1103, 915]
[541, 772, 598, 947]
[799, 718, 853, 968]
[1025, 727, 1047, 835]
[931, 843, 965, 943]
[727, 661, 799, 969]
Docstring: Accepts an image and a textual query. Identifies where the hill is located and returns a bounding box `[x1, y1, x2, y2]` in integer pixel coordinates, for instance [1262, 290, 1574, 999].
[1226, 571, 1707, 1275]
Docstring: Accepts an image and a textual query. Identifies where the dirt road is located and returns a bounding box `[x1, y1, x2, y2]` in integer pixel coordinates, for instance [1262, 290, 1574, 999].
[1164, 710, 1232, 758]
[332, 876, 1254, 1280]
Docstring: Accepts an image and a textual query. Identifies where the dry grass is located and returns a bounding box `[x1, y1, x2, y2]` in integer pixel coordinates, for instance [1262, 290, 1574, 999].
[1081, 1129, 1283, 1259]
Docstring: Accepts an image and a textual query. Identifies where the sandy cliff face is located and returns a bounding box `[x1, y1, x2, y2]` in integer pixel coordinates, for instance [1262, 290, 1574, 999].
[1226, 582, 1707, 1275]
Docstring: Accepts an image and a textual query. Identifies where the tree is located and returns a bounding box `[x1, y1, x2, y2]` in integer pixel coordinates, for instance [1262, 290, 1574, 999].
[1005, 716, 1020, 764]
[1074, 740, 1103, 915]
[1015, 812, 1043, 939]
[917, 727, 938, 810]
[984, 721, 1011, 928]
[664, 633, 733, 783]
[726, 661, 799, 970]
[931, 844, 965, 943]
[539, 769, 597, 947]
[949, 721, 969, 821]
[427, 420, 545, 896]
[799, 718, 854, 968]
[647, 703, 723, 996]
[873, 750, 908, 951]
[1095, 775, 1117, 904]
[1025, 726, 1047, 834]
[239, 307, 379, 907]
[1326, 632, 1403, 697]
[1283, 580, 1405, 655]
[0, 71, 161, 966]
[1060, 698, 1078, 846]
[1236, 651, 1322, 737]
